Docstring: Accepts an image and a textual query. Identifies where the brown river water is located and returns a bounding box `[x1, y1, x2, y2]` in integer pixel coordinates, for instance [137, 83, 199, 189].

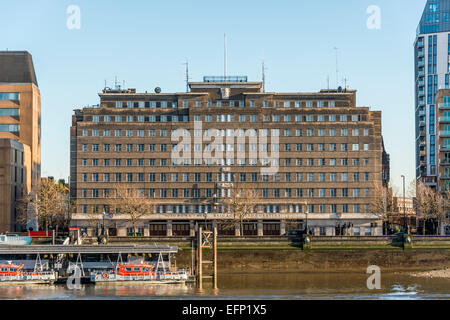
[0, 272, 449, 300]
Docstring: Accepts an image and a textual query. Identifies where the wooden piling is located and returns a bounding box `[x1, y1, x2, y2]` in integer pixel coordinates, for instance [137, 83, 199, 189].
[213, 226, 217, 289]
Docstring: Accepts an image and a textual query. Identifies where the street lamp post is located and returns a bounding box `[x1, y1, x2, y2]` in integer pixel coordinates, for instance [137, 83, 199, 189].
[401, 175, 407, 234]
[301, 201, 309, 234]
[102, 211, 106, 236]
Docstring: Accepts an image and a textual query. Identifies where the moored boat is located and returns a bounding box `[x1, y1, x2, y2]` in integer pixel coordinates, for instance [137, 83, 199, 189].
[90, 263, 188, 284]
[0, 234, 32, 246]
[0, 262, 56, 284]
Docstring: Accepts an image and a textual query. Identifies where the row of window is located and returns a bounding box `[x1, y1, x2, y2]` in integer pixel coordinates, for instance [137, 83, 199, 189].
[0, 124, 19, 132]
[81, 127, 371, 138]
[80, 187, 372, 199]
[81, 142, 371, 153]
[0, 108, 19, 116]
[0, 93, 19, 101]
[87, 113, 363, 123]
[113, 100, 337, 109]
[82, 157, 371, 167]
[81, 172, 372, 183]
[81, 203, 370, 215]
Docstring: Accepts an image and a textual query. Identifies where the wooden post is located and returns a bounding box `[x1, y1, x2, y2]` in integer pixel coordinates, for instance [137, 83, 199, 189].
[213, 226, 218, 289]
[197, 226, 202, 289]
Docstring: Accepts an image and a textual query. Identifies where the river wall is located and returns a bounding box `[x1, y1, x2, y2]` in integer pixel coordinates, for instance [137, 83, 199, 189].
[174, 248, 450, 273]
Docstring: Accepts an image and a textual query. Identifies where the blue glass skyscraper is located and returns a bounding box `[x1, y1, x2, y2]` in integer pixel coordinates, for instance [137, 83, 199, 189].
[415, 0, 450, 187]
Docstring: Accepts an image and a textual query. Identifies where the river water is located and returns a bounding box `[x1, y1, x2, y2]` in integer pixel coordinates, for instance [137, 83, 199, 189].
[0, 273, 449, 300]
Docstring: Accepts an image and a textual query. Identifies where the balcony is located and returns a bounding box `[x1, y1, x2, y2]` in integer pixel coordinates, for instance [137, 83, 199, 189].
[440, 131, 450, 137]
[440, 145, 450, 151]
[418, 89, 425, 97]
[418, 80, 425, 87]
[439, 117, 450, 123]
[418, 70, 425, 77]
[418, 110, 426, 116]
[439, 103, 450, 110]
[418, 61, 425, 68]
[419, 120, 426, 127]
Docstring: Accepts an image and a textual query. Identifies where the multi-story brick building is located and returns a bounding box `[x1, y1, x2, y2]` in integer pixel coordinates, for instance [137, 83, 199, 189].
[70, 77, 388, 237]
[0, 51, 41, 232]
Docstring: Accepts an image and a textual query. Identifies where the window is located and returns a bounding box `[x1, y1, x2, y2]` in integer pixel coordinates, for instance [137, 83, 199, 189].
[0, 108, 19, 116]
[0, 93, 19, 100]
[0, 124, 19, 132]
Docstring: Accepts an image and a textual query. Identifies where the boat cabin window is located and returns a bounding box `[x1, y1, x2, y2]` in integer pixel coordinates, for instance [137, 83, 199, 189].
[1, 267, 7, 272]
[133, 267, 140, 271]
[125, 267, 132, 272]
[143, 268, 149, 272]
[10, 268, 17, 272]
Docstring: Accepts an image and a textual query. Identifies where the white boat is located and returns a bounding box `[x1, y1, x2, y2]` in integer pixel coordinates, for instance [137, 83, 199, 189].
[0, 234, 32, 246]
[0, 262, 56, 284]
[90, 263, 189, 284]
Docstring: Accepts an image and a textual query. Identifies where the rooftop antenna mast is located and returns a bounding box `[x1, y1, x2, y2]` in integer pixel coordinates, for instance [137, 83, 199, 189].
[327, 75, 330, 90]
[343, 77, 349, 91]
[183, 60, 190, 93]
[334, 47, 339, 88]
[262, 61, 267, 93]
[224, 33, 227, 81]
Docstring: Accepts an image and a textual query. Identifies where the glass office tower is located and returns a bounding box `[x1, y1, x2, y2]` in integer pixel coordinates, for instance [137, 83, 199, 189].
[415, 0, 450, 187]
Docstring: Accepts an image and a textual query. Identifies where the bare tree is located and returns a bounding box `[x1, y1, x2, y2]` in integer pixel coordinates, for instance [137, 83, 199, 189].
[370, 183, 394, 235]
[16, 178, 71, 232]
[110, 184, 156, 237]
[414, 181, 448, 235]
[224, 186, 259, 237]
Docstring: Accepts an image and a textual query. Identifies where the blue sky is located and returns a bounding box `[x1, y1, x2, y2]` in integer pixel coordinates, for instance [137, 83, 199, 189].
[0, 0, 427, 193]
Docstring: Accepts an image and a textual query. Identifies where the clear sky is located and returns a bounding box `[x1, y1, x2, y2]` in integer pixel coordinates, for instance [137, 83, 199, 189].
[0, 0, 427, 194]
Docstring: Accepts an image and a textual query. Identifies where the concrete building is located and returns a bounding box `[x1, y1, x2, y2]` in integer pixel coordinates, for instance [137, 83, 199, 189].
[70, 76, 388, 237]
[0, 51, 41, 232]
[414, 0, 450, 187]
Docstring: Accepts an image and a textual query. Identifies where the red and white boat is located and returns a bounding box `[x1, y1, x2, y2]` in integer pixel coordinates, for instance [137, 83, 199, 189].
[90, 263, 188, 284]
[0, 262, 56, 284]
